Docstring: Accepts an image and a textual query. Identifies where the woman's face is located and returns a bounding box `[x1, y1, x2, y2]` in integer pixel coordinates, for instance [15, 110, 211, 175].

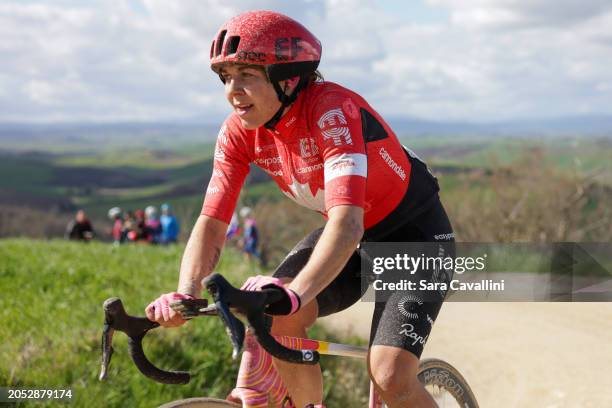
[220, 64, 282, 129]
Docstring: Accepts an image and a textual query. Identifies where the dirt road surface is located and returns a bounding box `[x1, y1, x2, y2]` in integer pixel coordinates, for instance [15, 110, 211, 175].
[319, 302, 612, 407]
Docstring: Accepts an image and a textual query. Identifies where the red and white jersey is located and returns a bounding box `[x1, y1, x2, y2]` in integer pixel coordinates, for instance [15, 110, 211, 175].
[202, 81, 413, 230]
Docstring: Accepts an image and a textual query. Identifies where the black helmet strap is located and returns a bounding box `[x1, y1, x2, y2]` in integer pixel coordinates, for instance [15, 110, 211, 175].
[264, 75, 309, 130]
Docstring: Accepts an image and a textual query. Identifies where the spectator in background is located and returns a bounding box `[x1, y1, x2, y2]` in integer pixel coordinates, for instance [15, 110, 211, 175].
[226, 211, 240, 240]
[123, 211, 139, 242]
[145, 205, 162, 244]
[108, 207, 124, 245]
[132, 209, 149, 242]
[160, 203, 179, 244]
[65, 209, 94, 241]
[125, 209, 149, 243]
[239, 206, 259, 261]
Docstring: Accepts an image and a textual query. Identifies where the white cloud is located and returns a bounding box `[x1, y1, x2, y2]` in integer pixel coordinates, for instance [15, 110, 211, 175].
[0, 0, 611, 123]
[371, 1, 612, 120]
[429, 0, 612, 29]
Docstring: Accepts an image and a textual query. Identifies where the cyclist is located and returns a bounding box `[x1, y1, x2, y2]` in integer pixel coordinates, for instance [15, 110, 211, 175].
[146, 10, 454, 408]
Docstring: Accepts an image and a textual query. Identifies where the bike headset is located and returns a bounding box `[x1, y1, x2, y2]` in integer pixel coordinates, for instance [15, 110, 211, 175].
[210, 10, 322, 129]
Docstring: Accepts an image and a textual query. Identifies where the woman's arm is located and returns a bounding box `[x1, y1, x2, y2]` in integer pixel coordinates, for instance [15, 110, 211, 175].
[288, 205, 364, 307]
[177, 214, 228, 297]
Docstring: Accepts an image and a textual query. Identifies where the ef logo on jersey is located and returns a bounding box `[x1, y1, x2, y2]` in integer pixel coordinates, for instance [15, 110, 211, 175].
[299, 138, 319, 158]
[317, 108, 353, 147]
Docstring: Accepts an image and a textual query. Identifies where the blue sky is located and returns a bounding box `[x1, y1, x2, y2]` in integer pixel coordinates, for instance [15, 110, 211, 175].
[380, 1, 449, 24]
[1, 0, 612, 124]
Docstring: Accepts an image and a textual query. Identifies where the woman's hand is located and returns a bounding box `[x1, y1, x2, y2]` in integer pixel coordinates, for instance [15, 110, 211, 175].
[241, 275, 301, 315]
[145, 292, 194, 327]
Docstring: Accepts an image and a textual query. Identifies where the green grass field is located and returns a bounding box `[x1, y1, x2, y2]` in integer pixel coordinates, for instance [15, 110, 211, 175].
[54, 144, 216, 170]
[0, 157, 54, 191]
[0, 240, 368, 407]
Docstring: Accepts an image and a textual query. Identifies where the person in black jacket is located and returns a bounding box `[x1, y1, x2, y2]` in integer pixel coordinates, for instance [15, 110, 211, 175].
[65, 210, 94, 241]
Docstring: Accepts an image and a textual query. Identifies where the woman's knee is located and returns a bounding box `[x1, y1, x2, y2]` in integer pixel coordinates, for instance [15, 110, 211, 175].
[368, 345, 420, 398]
[371, 372, 421, 401]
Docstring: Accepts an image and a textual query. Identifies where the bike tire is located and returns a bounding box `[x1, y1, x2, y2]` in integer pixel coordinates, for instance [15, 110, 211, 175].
[418, 358, 479, 408]
[157, 397, 240, 408]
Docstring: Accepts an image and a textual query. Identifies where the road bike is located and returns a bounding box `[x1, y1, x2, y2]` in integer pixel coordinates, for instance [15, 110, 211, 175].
[100, 273, 479, 407]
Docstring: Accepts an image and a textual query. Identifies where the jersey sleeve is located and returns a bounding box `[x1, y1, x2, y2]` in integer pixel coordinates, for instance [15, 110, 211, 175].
[311, 91, 367, 212]
[201, 119, 250, 223]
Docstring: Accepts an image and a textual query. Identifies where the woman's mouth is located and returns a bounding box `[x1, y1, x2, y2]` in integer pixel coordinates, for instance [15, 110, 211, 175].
[235, 104, 253, 116]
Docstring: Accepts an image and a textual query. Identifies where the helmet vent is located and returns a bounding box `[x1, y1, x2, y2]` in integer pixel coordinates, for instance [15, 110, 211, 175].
[210, 41, 215, 59]
[226, 36, 241, 56]
[215, 29, 227, 57]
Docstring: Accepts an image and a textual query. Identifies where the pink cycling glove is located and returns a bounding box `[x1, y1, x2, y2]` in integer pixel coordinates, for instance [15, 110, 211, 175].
[241, 275, 301, 315]
[145, 292, 194, 323]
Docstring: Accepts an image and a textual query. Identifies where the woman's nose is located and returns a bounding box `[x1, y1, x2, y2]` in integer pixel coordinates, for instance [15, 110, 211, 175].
[226, 78, 245, 96]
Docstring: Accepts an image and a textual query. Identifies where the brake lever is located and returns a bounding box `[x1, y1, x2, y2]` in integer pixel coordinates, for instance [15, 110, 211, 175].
[169, 298, 211, 319]
[204, 278, 245, 359]
[203, 273, 319, 365]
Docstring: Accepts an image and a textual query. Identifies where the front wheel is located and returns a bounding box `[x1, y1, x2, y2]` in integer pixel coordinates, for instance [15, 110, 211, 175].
[158, 398, 240, 408]
[417, 358, 479, 408]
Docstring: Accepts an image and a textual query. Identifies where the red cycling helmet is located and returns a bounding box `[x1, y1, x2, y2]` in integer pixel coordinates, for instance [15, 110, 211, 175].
[210, 10, 322, 128]
[210, 10, 321, 81]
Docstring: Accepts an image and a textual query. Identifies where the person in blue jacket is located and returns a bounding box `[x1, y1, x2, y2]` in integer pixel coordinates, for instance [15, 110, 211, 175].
[160, 203, 180, 244]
